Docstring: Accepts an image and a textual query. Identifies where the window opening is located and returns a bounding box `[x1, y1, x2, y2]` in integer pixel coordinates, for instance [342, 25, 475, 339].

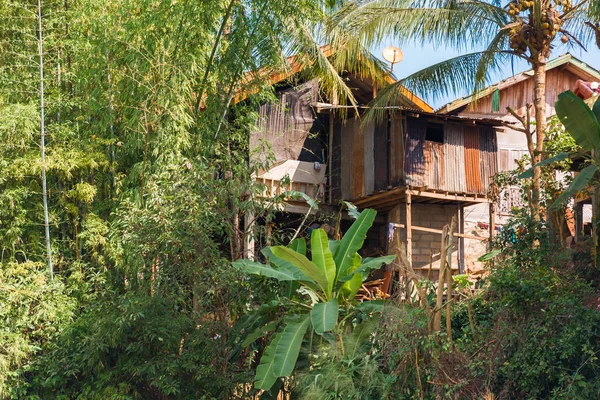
[425, 122, 444, 143]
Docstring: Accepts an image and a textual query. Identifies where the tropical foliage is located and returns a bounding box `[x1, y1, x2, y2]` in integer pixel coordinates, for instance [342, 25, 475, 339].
[233, 208, 395, 391]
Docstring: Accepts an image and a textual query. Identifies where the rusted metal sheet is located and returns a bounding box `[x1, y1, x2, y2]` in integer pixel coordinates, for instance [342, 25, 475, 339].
[444, 123, 467, 193]
[479, 127, 498, 193]
[405, 117, 427, 187]
[424, 141, 445, 190]
[374, 119, 389, 191]
[364, 122, 375, 196]
[464, 126, 482, 193]
[389, 115, 406, 187]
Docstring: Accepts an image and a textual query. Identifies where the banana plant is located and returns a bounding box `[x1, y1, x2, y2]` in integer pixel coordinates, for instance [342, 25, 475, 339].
[232, 208, 395, 391]
[551, 91, 600, 207]
[518, 91, 600, 208]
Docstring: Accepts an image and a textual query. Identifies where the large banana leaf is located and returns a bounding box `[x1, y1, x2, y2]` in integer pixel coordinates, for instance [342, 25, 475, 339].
[311, 229, 336, 299]
[310, 299, 338, 334]
[254, 331, 282, 390]
[328, 239, 340, 256]
[288, 238, 306, 255]
[551, 164, 598, 209]
[232, 260, 309, 281]
[555, 91, 600, 150]
[270, 246, 329, 295]
[339, 253, 362, 299]
[593, 97, 600, 123]
[263, 247, 318, 294]
[273, 316, 311, 377]
[334, 209, 376, 281]
[517, 152, 570, 179]
[242, 319, 281, 347]
[337, 255, 396, 283]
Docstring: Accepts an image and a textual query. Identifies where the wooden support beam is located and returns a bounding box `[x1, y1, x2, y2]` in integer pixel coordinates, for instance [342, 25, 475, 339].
[390, 223, 487, 241]
[406, 190, 412, 268]
[406, 188, 490, 204]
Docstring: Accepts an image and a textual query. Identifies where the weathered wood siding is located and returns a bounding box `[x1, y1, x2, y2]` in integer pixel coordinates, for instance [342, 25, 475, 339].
[340, 120, 354, 200]
[331, 117, 342, 201]
[363, 122, 375, 196]
[374, 120, 389, 191]
[389, 116, 406, 187]
[405, 117, 427, 187]
[465, 68, 582, 117]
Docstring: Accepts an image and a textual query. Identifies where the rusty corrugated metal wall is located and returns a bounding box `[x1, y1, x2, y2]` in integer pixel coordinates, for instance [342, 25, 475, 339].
[402, 119, 497, 195]
[464, 126, 482, 193]
[479, 126, 498, 191]
[444, 123, 467, 193]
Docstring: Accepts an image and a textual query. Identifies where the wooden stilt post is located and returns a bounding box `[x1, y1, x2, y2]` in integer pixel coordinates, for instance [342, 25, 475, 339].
[575, 201, 583, 243]
[489, 202, 495, 250]
[458, 206, 464, 274]
[405, 190, 412, 269]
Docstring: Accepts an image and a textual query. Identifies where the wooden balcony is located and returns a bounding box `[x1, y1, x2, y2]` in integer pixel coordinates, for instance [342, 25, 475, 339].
[254, 160, 327, 213]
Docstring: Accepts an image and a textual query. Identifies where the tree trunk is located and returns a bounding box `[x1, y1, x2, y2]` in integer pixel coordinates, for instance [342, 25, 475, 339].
[531, 55, 547, 221]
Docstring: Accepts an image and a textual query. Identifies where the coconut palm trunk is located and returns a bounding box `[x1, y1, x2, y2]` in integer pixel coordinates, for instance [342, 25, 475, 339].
[531, 55, 547, 220]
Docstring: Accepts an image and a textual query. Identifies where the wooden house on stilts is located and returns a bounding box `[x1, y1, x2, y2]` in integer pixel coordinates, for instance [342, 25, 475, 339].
[245, 52, 503, 288]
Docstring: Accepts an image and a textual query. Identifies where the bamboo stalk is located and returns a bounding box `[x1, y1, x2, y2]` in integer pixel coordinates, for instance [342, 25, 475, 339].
[38, 0, 53, 280]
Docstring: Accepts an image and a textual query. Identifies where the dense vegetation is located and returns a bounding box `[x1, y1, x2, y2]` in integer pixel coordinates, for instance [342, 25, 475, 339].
[2, 0, 600, 399]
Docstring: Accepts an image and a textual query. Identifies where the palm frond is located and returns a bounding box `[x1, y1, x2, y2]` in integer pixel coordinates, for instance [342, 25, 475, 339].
[332, 0, 508, 52]
[363, 50, 518, 122]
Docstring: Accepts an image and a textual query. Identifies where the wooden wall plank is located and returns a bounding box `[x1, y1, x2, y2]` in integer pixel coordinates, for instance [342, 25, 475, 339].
[390, 115, 405, 187]
[374, 119, 389, 191]
[364, 122, 375, 196]
[352, 119, 365, 199]
[405, 117, 427, 187]
[340, 119, 353, 200]
[331, 116, 342, 201]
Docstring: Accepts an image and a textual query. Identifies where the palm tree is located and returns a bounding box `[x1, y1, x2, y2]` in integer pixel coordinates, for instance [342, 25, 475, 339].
[331, 0, 600, 219]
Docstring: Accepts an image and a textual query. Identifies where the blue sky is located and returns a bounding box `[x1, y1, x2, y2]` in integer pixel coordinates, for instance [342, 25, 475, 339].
[374, 41, 600, 109]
